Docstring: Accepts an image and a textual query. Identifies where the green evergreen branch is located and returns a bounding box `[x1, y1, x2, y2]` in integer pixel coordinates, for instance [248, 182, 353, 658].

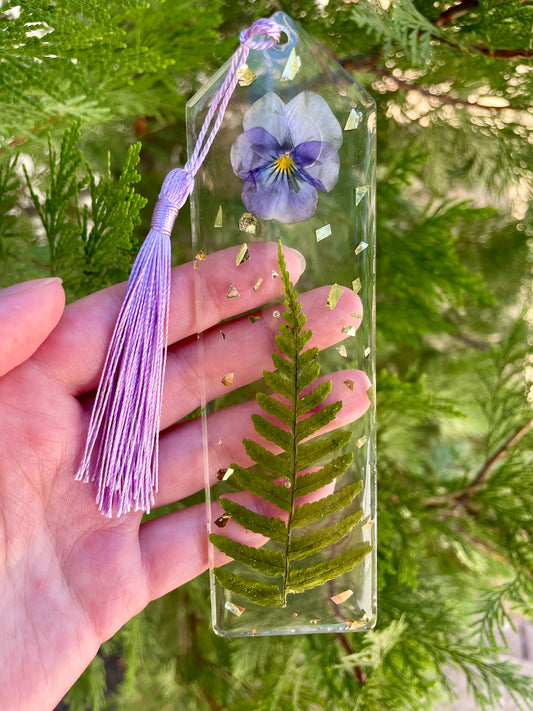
[210, 241, 370, 607]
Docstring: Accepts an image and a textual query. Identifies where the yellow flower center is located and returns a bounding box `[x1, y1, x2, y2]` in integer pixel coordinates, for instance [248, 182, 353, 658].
[274, 153, 295, 173]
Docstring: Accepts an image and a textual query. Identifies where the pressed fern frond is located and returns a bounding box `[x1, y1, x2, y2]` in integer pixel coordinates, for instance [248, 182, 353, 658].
[209, 241, 371, 607]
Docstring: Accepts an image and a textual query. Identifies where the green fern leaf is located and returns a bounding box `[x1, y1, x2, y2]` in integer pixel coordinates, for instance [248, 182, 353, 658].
[210, 241, 370, 606]
[288, 511, 365, 562]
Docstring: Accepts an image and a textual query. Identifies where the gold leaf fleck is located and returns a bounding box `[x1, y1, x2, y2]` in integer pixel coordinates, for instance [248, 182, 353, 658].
[347, 619, 365, 630]
[216, 467, 234, 481]
[239, 212, 256, 233]
[271, 269, 279, 279]
[327, 283, 343, 310]
[355, 241, 369, 255]
[355, 435, 368, 449]
[344, 108, 362, 131]
[363, 519, 375, 532]
[236, 243, 250, 266]
[330, 589, 354, 605]
[236, 63, 256, 87]
[364, 347, 371, 358]
[315, 223, 332, 242]
[225, 601, 245, 616]
[214, 206, 223, 228]
[226, 285, 240, 299]
[336, 345, 348, 358]
[221, 373, 234, 387]
[344, 379, 355, 391]
[352, 278, 362, 295]
[355, 185, 369, 205]
[281, 48, 301, 81]
[194, 249, 206, 269]
[219, 330, 226, 339]
[249, 314, 261, 324]
[351, 312, 362, 319]
[253, 277, 263, 291]
[309, 618, 320, 625]
[342, 325, 357, 337]
[273, 310, 281, 319]
[214, 512, 231, 528]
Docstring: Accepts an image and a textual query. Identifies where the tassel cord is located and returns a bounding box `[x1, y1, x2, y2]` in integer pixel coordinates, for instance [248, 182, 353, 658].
[77, 18, 282, 516]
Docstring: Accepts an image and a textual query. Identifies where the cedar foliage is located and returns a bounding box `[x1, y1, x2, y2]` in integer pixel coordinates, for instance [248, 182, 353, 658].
[0, 1, 531, 709]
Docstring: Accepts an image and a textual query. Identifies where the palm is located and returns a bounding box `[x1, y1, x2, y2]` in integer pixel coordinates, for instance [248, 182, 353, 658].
[0, 243, 370, 711]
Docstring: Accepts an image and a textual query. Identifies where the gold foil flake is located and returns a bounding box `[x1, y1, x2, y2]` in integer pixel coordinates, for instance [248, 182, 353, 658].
[327, 283, 343, 310]
[352, 278, 362, 295]
[344, 379, 355, 391]
[271, 269, 279, 279]
[336, 345, 348, 358]
[330, 589, 354, 605]
[315, 223, 332, 242]
[236, 63, 256, 87]
[226, 285, 240, 299]
[194, 249, 206, 269]
[355, 241, 369, 255]
[273, 310, 281, 319]
[355, 435, 368, 449]
[355, 185, 370, 205]
[291, 612, 298, 619]
[281, 48, 301, 81]
[351, 312, 362, 319]
[347, 619, 365, 630]
[342, 325, 357, 337]
[214, 206, 223, 228]
[236, 243, 250, 266]
[248, 314, 261, 324]
[363, 519, 375, 532]
[225, 601, 245, 617]
[221, 373, 234, 387]
[364, 346, 371, 358]
[219, 330, 226, 339]
[239, 212, 256, 233]
[253, 277, 263, 291]
[344, 108, 362, 131]
[309, 618, 320, 625]
[214, 512, 232, 528]
[252, 628, 259, 635]
[216, 467, 234, 481]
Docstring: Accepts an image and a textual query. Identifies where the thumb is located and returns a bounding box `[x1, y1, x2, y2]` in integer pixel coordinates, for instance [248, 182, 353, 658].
[0, 277, 65, 377]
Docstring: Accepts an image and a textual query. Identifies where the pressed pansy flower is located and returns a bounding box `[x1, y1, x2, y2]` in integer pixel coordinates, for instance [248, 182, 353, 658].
[230, 91, 342, 224]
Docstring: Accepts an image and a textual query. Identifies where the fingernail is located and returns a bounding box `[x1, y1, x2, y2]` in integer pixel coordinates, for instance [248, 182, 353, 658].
[0, 277, 63, 298]
[292, 248, 306, 274]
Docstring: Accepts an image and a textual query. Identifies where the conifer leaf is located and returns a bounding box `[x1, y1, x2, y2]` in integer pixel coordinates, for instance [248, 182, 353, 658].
[211, 242, 369, 606]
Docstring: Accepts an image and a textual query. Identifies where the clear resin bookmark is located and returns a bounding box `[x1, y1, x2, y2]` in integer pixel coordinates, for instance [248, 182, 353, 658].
[187, 12, 376, 637]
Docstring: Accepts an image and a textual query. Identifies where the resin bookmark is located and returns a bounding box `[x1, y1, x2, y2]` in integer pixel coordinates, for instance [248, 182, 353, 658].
[187, 12, 376, 637]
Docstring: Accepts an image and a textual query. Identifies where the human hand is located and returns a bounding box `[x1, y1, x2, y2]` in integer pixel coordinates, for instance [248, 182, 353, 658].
[0, 242, 370, 710]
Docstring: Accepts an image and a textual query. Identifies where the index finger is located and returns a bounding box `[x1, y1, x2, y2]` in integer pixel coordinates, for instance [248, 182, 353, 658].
[33, 242, 306, 396]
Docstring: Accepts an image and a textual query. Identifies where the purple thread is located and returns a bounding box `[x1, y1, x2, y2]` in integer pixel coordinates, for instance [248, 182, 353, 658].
[76, 18, 282, 517]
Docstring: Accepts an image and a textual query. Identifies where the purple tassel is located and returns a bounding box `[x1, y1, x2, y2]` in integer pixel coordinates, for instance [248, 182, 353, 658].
[76, 169, 193, 517]
[76, 19, 282, 517]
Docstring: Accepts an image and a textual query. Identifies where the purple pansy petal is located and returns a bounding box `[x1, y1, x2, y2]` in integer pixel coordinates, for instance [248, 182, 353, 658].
[230, 129, 282, 179]
[242, 176, 318, 224]
[292, 140, 322, 166]
[300, 141, 340, 193]
[286, 91, 343, 149]
[231, 91, 342, 224]
[242, 92, 291, 147]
